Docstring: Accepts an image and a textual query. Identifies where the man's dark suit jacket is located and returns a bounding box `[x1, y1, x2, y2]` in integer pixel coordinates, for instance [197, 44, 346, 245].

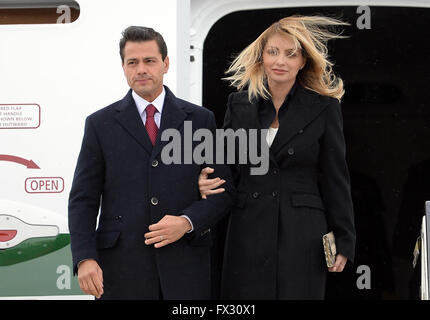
[68, 86, 235, 299]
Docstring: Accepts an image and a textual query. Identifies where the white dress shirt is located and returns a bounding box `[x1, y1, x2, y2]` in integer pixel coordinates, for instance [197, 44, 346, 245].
[132, 88, 165, 127]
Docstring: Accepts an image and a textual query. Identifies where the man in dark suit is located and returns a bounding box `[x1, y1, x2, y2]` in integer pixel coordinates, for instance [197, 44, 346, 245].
[68, 26, 234, 299]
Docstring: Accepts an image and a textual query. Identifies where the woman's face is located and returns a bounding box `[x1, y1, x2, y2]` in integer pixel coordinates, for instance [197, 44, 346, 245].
[262, 32, 306, 87]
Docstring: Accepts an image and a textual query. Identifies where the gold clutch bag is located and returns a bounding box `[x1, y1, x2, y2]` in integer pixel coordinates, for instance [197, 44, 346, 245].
[322, 231, 337, 268]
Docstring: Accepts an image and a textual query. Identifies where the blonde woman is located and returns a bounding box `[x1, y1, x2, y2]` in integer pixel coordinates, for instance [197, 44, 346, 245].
[199, 15, 356, 299]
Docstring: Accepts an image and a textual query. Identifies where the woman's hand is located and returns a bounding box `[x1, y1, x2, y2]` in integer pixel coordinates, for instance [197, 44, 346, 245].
[198, 167, 226, 199]
[328, 253, 348, 272]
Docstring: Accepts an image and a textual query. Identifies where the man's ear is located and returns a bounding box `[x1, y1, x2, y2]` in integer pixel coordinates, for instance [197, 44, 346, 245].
[163, 56, 170, 74]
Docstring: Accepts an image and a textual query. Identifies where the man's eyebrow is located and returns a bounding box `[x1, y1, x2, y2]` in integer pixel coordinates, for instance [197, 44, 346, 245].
[126, 56, 158, 62]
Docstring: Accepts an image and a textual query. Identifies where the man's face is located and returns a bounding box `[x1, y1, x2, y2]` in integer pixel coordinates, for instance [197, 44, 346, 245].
[122, 40, 169, 102]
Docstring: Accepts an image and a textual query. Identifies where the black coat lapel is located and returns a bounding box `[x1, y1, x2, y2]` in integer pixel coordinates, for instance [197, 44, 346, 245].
[234, 97, 261, 130]
[233, 95, 278, 166]
[270, 86, 328, 156]
[114, 89, 153, 155]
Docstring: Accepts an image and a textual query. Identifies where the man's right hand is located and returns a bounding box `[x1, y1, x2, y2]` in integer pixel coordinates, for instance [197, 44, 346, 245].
[77, 259, 104, 299]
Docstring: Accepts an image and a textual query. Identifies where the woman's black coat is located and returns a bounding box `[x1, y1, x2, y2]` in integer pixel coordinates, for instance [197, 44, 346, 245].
[220, 84, 356, 299]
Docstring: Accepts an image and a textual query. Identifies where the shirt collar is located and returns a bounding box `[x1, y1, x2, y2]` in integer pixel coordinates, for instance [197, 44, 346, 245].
[132, 87, 165, 116]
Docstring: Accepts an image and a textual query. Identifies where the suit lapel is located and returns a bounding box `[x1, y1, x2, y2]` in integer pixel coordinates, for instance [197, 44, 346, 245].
[151, 87, 188, 159]
[270, 85, 328, 156]
[114, 87, 188, 158]
[114, 89, 153, 155]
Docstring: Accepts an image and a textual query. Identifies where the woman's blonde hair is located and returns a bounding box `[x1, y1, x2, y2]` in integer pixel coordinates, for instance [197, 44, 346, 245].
[224, 15, 349, 101]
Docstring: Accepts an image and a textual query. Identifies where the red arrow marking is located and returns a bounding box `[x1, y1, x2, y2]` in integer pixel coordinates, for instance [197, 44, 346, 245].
[0, 155, 40, 169]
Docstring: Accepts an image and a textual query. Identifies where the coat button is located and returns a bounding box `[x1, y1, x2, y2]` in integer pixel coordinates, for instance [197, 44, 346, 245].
[272, 191, 278, 197]
[252, 192, 260, 199]
[273, 169, 278, 175]
[150, 197, 159, 206]
[298, 129, 304, 134]
[115, 215, 123, 220]
[288, 148, 295, 155]
[152, 159, 159, 167]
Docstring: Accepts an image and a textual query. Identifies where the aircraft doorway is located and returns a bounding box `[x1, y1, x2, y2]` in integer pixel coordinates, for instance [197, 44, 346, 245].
[202, 6, 430, 299]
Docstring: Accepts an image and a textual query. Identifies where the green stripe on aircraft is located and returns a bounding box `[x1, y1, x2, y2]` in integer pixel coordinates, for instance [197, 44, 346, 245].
[0, 234, 70, 266]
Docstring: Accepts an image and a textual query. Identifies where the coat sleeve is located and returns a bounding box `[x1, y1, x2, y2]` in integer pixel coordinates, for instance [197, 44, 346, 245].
[222, 93, 241, 186]
[68, 116, 105, 275]
[318, 98, 356, 263]
[181, 110, 236, 237]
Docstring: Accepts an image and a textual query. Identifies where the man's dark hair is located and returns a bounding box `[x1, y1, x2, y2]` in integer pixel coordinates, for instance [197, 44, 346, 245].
[119, 26, 168, 63]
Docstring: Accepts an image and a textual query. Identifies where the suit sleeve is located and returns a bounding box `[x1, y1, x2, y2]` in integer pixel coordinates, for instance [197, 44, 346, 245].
[68, 116, 105, 275]
[181, 111, 236, 237]
[318, 98, 356, 263]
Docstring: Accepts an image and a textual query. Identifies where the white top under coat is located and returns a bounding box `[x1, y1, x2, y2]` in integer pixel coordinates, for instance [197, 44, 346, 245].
[266, 126, 278, 147]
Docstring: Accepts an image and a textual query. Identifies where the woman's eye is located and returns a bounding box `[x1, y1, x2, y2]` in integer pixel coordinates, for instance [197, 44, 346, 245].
[286, 50, 297, 57]
[268, 49, 278, 56]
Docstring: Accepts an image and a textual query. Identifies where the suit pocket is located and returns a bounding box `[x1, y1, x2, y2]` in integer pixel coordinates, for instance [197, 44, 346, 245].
[290, 193, 325, 211]
[96, 231, 121, 249]
[188, 229, 212, 247]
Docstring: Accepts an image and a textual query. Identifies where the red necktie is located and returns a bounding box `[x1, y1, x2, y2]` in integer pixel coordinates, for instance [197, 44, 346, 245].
[145, 104, 158, 145]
